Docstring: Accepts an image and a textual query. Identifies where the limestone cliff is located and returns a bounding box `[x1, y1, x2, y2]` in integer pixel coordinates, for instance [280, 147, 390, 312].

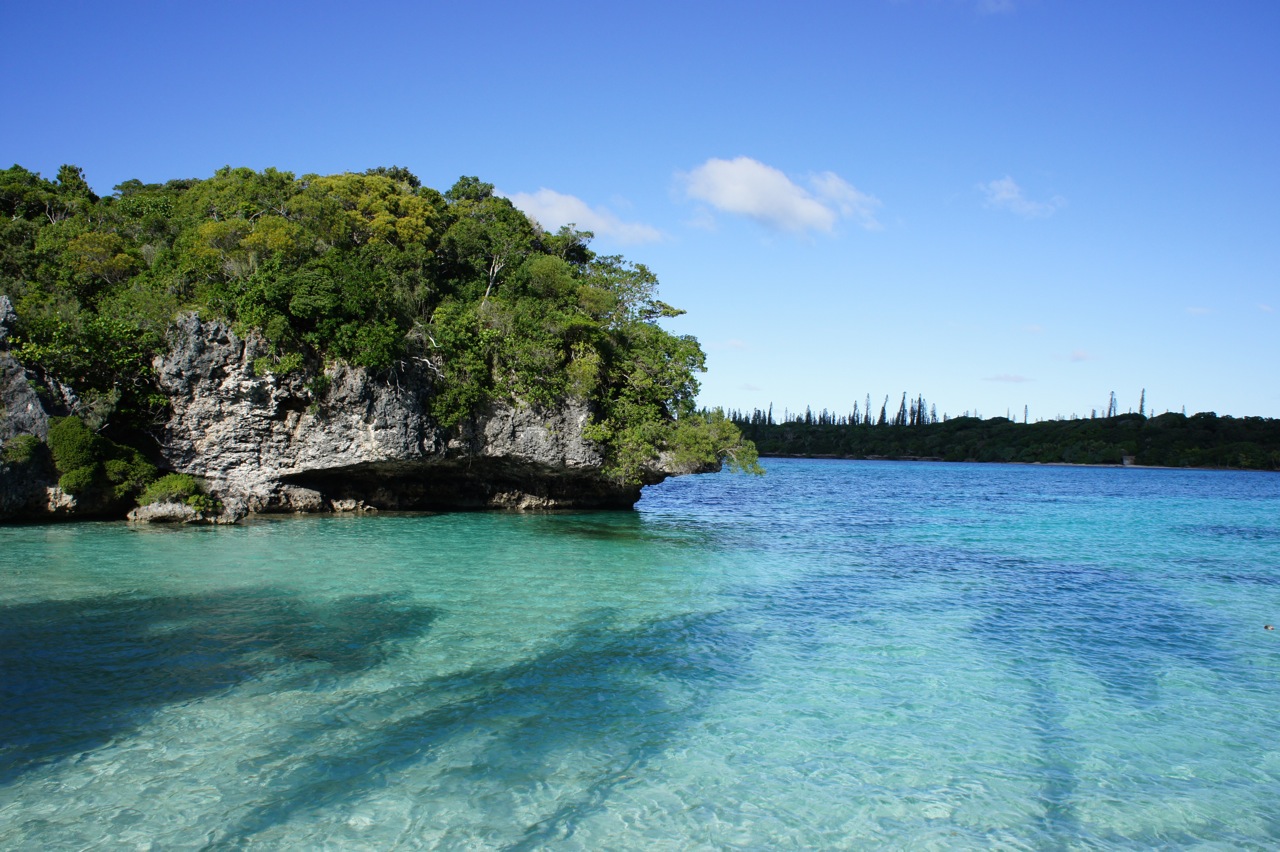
[1, 310, 685, 521]
[0, 296, 63, 517]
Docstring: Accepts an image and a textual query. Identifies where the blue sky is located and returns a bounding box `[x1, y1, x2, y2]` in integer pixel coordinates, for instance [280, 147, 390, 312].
[4, 0, 1277, 419]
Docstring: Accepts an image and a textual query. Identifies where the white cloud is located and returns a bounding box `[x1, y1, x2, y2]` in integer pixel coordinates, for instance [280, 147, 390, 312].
[1186, 306, 1212, 316]
[1023, 323, 1044, 333]
[1258, 303, 1273, 313]
[985, 374, 1033, 383]
[503, 188, 662, 245]
[681, 156, 881, 234]
[980, 176, 1065, 218]
[808, 171, 883, 231]
[1069, 349, 1091, 362]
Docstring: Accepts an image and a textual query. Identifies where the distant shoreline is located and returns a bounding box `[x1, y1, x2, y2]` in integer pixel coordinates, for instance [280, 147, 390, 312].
[756, 454, 1269, 473]
[732, 411, 1279, 471]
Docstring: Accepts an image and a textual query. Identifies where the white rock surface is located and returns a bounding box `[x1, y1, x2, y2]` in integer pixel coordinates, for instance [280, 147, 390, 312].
[153, 314, 639, 513]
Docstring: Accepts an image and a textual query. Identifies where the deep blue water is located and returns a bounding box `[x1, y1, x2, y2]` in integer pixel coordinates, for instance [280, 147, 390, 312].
[1, 459, 1279, 848]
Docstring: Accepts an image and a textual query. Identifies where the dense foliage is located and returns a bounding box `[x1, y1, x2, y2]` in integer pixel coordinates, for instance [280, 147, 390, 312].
[733, 409, 1280, 470]
[45, 415, 156, 499]
[1, 163, 757, 484]
[0, 434, 42, 465]
[139, 473, 219, 513]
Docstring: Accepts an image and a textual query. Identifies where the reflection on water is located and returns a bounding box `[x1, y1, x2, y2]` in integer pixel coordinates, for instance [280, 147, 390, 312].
[1, 460, 1278, 848]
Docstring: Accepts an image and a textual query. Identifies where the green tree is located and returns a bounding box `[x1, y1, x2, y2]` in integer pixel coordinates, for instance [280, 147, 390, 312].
[3, 163, 761, 489]
[441, 193, 533, 306]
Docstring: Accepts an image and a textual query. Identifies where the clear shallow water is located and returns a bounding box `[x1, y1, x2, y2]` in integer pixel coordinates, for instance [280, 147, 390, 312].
[2, 460, 1279, 849]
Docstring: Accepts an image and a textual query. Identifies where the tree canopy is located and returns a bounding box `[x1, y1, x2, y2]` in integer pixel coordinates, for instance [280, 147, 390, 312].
[732, 407, 1280, 470]
[1, 163, 758, 484]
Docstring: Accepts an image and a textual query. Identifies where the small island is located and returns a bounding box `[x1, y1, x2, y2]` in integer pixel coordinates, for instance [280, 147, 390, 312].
[0, 165, 758, 523]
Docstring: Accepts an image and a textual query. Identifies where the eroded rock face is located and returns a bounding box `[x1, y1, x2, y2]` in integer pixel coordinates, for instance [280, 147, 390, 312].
[154, 314, 643, 514]
[155, 314, 438, 511]
[0, 353, 48, 445]
[126, 500, 243, 525]
[0, 295, 15, 345]
[0, 297, 47, 445]
[0, 299, 57, 517]
[1, 311, 681, 522]
[0, 458, 53, 519]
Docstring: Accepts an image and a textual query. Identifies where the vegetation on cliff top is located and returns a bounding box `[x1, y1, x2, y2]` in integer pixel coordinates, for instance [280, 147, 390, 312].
[0, 163, 758, 484]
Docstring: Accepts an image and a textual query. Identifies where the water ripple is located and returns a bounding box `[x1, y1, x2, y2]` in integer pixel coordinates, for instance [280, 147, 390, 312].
[1, 460, 1278, 847]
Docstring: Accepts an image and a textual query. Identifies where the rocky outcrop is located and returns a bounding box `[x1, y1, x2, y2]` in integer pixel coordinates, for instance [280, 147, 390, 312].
[126, 500, 241, 525]
[1, 311, 693, 522]
[0, 298, 50, 516]
[0, 351, 49, 445]
[0, 296, 14, 346]
[1, 296, 51, 445]
[149, 314, 655, 515]
[0, 453, 53, 518]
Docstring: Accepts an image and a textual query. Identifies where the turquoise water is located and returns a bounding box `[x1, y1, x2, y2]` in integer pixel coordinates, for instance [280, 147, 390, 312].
[2, 459, 1279, 849]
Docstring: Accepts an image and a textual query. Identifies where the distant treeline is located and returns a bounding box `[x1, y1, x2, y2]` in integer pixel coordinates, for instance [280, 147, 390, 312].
[727, 406, 1280, 470]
